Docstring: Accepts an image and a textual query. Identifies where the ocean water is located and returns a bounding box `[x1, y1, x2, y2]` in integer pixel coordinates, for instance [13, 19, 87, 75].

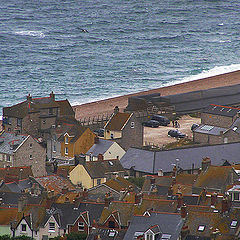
[1, 0, 240, 111]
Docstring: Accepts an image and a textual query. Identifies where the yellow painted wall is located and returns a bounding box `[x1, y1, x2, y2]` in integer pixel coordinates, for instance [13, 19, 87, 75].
[105, 130, 122, 140]
[69, 164, 106, 189]
[103, 142, 125, 160]
[61, 129, 96, 157]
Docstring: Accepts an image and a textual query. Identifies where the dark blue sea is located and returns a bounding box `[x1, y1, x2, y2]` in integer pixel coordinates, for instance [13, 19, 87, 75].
[1, 0, 240, 112]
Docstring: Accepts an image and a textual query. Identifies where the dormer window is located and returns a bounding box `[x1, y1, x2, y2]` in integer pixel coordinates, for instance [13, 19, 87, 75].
[49, 222, 55, 232]
[78, 222, 84, 231]
[146, 233, 154, 240]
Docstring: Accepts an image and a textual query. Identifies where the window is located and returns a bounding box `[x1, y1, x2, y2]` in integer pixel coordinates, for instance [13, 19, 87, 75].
[29, 143, 32, 148]
[8, 117, 12, 125]
[17, 118, 22, 127]
[49, 222, 55, 232]
[97, 179, 101, 185]
[108, 221, 115, 228]
[8, 128, 11, 132]
[65, 136, 68, 144]
[234, 192, 239, 201]
[29, 155, 33, 160]
[65, 147, 68, 155]
[49, 108, 53, 115]
[146, 234, 153, 240]
[6, 155, 11, 162]
[231, 220, 238, 228]
[130, 122, 135, 129]
[21, 224, 27, 232]
[78, 222, 85, 231]
[42, 120, 46, 124]
[53, 145, 56, 152]
[198, 225, 205, 232]
[111, 133, 114, 139]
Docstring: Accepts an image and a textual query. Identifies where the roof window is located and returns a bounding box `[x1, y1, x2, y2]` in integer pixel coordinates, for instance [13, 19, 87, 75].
[231, 220, 238, 228]
[200, 125, 214, 131]
[227, 109, 232, 112]
[109, 161, 114, 166]
[198, 225, 205, 232]
[220, 108, 225, 111]
[233, 126, 238, 131]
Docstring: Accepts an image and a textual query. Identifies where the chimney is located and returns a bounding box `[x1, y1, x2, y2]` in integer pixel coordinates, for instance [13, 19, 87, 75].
[172, 165, 177, 178]
[104, 192, 113, 208]
[50, 91, 55, 100]
[177, 193, 183, 209]
[168, 185, 173, 197]
[97, 153, 104, 161]
[114, 106, 119, 114]
[211, 192, 218, 207]
[221, 195, 231, 214]
[94, 136, 99, 144]
[65, 197, 70, 203]
[158, 169, 163, 176]
[82, 188, 88, 200]
[181, 204, 187, 218]
[62, 185, 68, 194]
[135, 193, 143, 205]
[202, 157, 211, 172]
[150, 177, 155, 185]
[172, 178, 177, 186]
[198, 188, 207, 204]
[27, 94, 32, 102]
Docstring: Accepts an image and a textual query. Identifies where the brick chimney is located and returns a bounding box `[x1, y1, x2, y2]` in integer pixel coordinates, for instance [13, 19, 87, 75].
[97, 153, 104, 161]
[94, 136, 99, 144]
[114, 106, 119, 115]
[198, 188, 207, 204]
[177, 193, 183, 209]
[181, 204, 187, 218]
[202, 157, 211, 172]
[27, 94, 32, 102]
[82, 188, 88, 200]
[135, 193, 143, 205]
[50, 91, 55, 100]
[221, 195, 231, 214]
[211, 192, 218, 207]
[104, 192, 113, 208]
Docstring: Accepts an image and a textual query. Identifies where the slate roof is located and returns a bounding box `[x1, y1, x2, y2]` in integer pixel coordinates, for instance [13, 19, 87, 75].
[202, 104, 240, 117]
[56, 100, 75, 117]
[193, 124, 227, 136]
[123, 212, 184, 240]
[0, 166, 33, 181]
[86, 139, 115, 156]
[87, 228, 126, 240]
[120, 143, 240, 174]
[47, 202, 104, 229]
[105, 112, 132, 131]
[34, 175, 76, 195]
[227, 118, 240, 134]
[58, 124, 88, 143]
[3, 179, 33, 193]
[83, 159, 125, 179]
[0, 131, 28, 155]
[3, 95, 59, 118]
[157, 83, 240, 114]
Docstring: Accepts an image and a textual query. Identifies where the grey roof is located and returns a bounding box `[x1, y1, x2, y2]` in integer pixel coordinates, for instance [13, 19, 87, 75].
[123, 212, 183, 240]
[86, 139, 114, 156]
[202, 104, 240, 117]
[158, 84, 240, 114]
[5, 179, 33, 193]
[228, 118, 240, 134]
[121, 143, 240, 174]
[193, 124, 227, 136]
[0, 132, 28, 155]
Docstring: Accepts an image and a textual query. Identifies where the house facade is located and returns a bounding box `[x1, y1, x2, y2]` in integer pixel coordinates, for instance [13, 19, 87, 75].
[0, 131, 46, 177]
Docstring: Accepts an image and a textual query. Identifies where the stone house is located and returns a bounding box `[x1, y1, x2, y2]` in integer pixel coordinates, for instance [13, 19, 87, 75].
[0, 131, 46, 177]
[85, 138, 125, 162]
[104, 108, 143, 150]
[193, 104, 240, 144]
[3, 92, 75, 141]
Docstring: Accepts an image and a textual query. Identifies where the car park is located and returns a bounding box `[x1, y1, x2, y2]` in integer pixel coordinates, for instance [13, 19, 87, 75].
[168, 129, 186, 138]
[151, 115, 170, 126]
[142, 120, 160, 128]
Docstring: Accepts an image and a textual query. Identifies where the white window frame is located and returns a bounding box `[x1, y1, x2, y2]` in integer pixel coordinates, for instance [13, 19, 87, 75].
[65, 147, 68, 155]
[49, 222, 55, 232]
[29, 155, 33, 160]
[21, 224, 27, 232]
[65, 136, 68, 144]
[78, 222, 85, 231]
[130, 122, 135, 129]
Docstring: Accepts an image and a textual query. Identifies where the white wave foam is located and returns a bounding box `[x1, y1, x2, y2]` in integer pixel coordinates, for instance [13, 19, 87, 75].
[170, 64, 240, 86]
[14, 30, 45, 38]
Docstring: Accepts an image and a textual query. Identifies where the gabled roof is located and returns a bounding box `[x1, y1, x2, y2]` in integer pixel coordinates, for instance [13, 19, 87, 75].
[202, 104, 240, 117]
[121, 143, 240, 174]
[58, 124, 88, 143]
[0, 131, 28, 155]
[34, 175, 76, 195]
[105, 112, 132, 131]
[123, 212, 183, 240]
[86, 139, 115, 156]
[82, 159, 125, 179]
[56, 100, 75, 117]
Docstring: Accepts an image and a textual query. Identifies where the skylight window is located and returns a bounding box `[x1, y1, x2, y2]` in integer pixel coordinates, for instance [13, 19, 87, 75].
[233, 127, 238, 131]
[227, 109, 232, 112]
[212, 106, 217, 110]
[109, 161, 114, 166]
[231, 220, 238, 228]
[220, 108, 225, 111]
[161, 234, 172, 239]
[198, 225, 205, 232]
[200, 125, 214, 131]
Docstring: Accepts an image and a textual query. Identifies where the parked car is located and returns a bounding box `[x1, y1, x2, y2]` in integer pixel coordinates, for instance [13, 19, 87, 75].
[94, 128, 104, 137]
[142, 120, 160, 128]
[191, 123, 199, 131]
[151, 115, 170, 126]
[168, 129, 186, 138]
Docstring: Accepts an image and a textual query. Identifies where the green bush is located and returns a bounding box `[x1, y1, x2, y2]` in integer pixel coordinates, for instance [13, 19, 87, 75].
[0, 235, 11, 240]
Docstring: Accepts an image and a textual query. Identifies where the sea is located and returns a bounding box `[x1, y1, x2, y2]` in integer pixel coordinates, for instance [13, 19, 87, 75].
[1, 0, 240, 113]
